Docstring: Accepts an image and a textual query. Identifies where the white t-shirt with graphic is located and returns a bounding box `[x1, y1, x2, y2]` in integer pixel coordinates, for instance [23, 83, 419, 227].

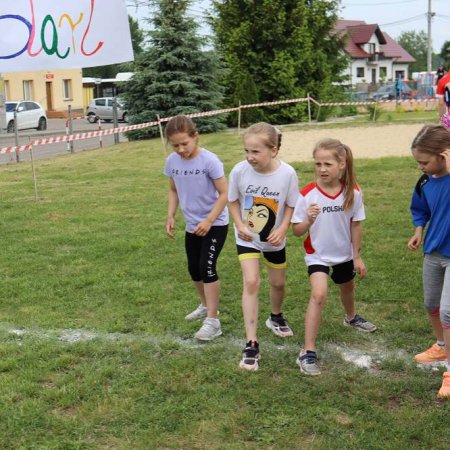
[228, 160, 299, 252]
[291, 182, 365, 266]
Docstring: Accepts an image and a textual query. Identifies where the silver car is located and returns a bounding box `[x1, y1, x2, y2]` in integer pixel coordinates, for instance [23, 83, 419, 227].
[86, 97, 128, 123]
[5, 101, 47, 133]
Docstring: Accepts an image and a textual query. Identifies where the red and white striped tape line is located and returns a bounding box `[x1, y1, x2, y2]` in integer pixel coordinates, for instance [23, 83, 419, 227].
[0, 144, 33, 154]
[0, 96, 441, 154]
[240, 97, 309, 109]
[319, 98, 439, 107]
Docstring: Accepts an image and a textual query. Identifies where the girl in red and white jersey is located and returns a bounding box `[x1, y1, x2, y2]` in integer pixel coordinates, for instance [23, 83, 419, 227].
[291, 138, 377, 376]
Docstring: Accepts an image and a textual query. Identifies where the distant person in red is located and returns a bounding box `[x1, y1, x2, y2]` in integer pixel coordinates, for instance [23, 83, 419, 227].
[437, 52, 450, 117]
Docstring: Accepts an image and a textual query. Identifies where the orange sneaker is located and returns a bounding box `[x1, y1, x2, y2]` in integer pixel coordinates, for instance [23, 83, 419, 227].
[414, 343, 447, 364]
[437, 372, 450, 399]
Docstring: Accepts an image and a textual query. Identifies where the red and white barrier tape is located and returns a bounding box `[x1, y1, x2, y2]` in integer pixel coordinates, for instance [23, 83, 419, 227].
[0, 144, 33, 154]
[319, 98, 439, 107]
[0, 96, 441, 154]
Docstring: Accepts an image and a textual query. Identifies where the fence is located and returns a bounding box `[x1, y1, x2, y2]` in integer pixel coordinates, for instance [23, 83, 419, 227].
[0, 94, 440, 201]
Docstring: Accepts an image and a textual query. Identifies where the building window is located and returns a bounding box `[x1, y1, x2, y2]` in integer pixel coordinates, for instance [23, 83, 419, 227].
[368, 43, 376, 54]
[63, 79, 72, 100]
[4, 80, 10, 100]
[356, 67, 365, 78]
[379, 67, 387, 79]
[23, 80, 33, 100]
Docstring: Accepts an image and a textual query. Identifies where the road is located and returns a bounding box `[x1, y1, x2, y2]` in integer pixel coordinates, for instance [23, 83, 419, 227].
[0, 118, 129, 164]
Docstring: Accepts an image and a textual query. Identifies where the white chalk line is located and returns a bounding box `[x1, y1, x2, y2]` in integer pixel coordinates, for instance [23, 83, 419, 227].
[0, 322, 444, 371]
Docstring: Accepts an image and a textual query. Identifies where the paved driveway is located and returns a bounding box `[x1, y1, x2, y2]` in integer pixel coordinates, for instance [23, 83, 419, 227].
[0, 118, 129, 164]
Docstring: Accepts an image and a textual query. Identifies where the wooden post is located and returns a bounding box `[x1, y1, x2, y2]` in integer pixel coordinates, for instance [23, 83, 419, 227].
[307, 93, 312, 124]
[29, 138, 38, 202]
[157, 115, 166, 155]
[237, 101, 242, 135]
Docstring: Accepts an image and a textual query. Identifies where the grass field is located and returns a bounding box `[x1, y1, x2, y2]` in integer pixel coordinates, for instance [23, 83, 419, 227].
[0, 128, 449, 449]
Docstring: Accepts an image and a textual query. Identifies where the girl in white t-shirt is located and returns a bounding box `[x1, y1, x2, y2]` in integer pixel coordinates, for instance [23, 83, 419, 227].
[291, 138, 376, 376]
[228, 123, 299, 371]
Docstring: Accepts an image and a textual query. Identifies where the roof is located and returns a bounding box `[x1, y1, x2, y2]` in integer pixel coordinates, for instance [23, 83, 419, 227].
[381, 32, 416, 63]
[335, 19, 414, 62]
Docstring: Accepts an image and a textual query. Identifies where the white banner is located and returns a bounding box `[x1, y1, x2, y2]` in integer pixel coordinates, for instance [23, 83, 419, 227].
[0, 0, 134, 72]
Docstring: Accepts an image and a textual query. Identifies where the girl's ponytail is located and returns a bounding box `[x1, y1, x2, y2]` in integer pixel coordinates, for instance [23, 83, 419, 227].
[341, 144, 357, 210]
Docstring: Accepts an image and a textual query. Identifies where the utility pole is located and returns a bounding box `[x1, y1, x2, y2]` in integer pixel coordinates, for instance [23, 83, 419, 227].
[427, 0, 434, 72]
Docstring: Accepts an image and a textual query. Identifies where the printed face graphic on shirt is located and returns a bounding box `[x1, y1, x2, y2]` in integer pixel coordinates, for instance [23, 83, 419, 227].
[244, 196, 278, 241]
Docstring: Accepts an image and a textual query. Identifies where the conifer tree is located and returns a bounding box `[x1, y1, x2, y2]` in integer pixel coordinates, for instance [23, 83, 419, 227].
[210, 0, 347, 124]
[122, 0, 225, 139]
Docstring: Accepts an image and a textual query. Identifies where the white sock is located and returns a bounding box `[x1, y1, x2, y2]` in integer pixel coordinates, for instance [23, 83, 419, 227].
[437, 340, 445, 347]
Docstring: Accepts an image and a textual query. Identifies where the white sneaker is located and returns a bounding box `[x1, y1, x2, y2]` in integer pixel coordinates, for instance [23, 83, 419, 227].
[194, 318, 222, 341]
[185, 304, 208, 321]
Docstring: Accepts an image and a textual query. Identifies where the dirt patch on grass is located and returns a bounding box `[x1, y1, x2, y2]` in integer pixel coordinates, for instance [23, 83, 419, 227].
[280, 123, 425, 163]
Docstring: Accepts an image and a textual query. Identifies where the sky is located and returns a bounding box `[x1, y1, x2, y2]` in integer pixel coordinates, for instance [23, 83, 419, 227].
[126, 0, 449, 54]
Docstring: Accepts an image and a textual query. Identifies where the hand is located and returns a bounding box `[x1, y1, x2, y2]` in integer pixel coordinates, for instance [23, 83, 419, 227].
[441, 149, 450, 173]
[166, 217, 175, 239]
[408, 233, 422, 251]
[237, 224, 253, 242]
[193, 220, 212, 237]
[306, 203, 321, 224]
[354, 256, 367, 279]
[267, 227, 286, 246]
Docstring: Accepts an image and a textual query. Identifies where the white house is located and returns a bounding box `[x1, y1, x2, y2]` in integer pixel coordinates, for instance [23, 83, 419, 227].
[335, 20, 416, 86]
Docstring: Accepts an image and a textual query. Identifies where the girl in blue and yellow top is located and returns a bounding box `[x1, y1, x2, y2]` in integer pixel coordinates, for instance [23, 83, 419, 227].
[408, 124, 450, 399]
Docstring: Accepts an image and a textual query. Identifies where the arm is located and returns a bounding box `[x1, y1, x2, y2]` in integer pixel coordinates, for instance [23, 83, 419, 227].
[351, 220, 367, 279]
[408, 226, 424, 251]
[292, 203, 321, 236]
[192, 176, 228, 237]
[408, 181, 430, 250]
[228, 199, 253, 242]
[267, 205, 294, 246]
[166, 178, 179, 239]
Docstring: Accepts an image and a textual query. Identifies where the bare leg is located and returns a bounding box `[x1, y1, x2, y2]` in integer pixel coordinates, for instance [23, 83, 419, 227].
[304, 272, 328, 352]
[339, 279, 356, 320]
[240, 258, 261, 342]
[267, 266, 286, 314]
[193, 281, 207, 307]
[428, 313, 444, 341]
[203, 280, 220, 318]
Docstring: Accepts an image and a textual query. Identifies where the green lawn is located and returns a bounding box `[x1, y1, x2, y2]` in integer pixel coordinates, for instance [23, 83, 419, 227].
[0, 128, 449, 449]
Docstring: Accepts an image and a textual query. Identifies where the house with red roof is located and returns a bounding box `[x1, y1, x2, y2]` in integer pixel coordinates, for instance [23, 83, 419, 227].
[335, 20, 416, 86]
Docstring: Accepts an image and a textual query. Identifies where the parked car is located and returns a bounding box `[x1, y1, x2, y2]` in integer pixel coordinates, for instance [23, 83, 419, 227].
[5, 101, 47, 133]
[370, 83, 412, 101]
[346, 91, 370, 102]
[86, 97, 128, 123]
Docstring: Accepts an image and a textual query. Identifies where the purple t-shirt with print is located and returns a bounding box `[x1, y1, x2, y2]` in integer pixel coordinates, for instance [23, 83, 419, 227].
[163, 148, 229, 232]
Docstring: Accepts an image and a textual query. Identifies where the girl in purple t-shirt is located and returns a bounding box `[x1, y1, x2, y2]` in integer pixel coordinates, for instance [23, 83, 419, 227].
[163, 115, 229, 341]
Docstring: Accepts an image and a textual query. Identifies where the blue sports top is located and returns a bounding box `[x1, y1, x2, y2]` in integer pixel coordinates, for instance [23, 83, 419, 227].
[410, 174, 450, 257]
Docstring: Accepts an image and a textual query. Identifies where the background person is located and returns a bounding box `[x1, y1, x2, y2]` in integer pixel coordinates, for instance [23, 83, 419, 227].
[408, 124, 450, 399]
[163, 115, 229, 341]
[228, 122, 299, 371]
[437, 52, 450, 117]
[292, 138, 376, 376]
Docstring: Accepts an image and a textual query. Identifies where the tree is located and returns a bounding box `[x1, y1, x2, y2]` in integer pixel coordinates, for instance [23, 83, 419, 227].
[397, 30, 428, 73]
[210, 0, 348, 124]
[439, 40, 450, 66]
[121, 0, 225, 139]
[83, 16, 145, 79]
